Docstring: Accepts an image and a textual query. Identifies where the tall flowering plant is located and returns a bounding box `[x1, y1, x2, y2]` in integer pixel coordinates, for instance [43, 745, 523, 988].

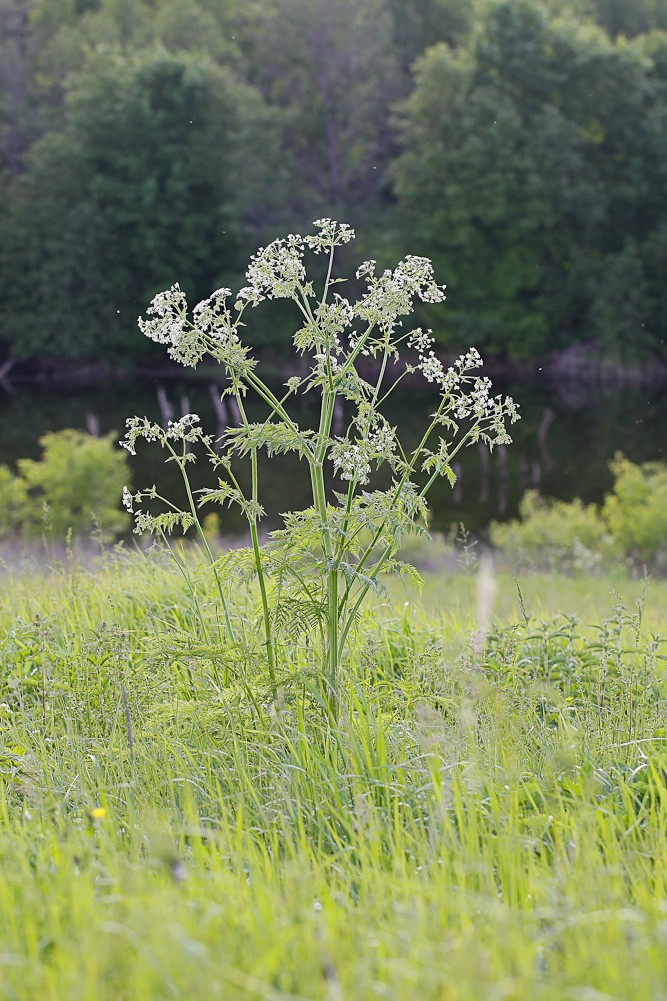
[121, 220, 518, 719]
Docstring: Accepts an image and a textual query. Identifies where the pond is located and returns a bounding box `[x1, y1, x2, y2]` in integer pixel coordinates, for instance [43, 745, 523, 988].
[0, 371, 665, 539]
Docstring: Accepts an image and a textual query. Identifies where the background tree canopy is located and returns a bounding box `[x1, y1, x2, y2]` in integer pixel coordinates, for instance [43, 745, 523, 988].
[0, 0, 666, 368]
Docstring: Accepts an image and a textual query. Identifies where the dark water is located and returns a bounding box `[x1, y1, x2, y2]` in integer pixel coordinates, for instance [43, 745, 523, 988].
[0, 372, 665, 538]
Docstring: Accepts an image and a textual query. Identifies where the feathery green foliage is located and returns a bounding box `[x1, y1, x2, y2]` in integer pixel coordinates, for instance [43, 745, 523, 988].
[123, 220, 518, 719]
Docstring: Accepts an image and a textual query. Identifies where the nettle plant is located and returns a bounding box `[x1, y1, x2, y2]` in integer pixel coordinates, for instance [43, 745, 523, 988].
[121, 220, 518, 719]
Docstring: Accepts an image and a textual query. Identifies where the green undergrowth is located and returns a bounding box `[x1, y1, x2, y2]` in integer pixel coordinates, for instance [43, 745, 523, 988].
[1, 552, 667, 999]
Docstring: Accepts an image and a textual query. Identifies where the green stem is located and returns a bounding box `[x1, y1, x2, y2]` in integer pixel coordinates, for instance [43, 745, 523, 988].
[249, 447, 276, 687]
[310, 387, 339, 719]
[333, 479, 356, 566]
[232, 386, 277, 688]
[376, 366, 411, 408]
[334, 322, 376, 384]
[371, 345, 390, 407]
[245, 371, 302, 436]
[168, 442, 236, 648]
[338, 421, 484, 652]
[322, 244, 335, 306]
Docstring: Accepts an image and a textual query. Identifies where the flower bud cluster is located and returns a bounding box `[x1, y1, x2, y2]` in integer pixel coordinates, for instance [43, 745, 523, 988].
[138, 284, 187, 346]
[236, 234, 306, 306]
[355, 256, 446, 335]
[303, 218, 355, 253]
[120, 414, 209, 456]
[330, 409, 398, 485]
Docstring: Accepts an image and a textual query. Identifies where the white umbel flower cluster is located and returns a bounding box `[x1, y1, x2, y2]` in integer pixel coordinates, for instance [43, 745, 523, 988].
[355, 257, 446, 335]
[138, 284, 187, 346]
[237, 234, 307, 306]
[330, 443, 372, 484]
[119, 413, 209, 456]
[407, 332, 485, 391]
[235, 220, 355, 308]
[304, 218, 355, 253]
[192, 288, 232, 334]
[330, 409, 398, 485]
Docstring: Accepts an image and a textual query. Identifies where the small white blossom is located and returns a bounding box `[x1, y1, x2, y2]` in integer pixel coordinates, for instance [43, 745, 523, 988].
[367, 423, 396, 458]
[237, 234, 306, 306]
[407, 327, 434, 354]
[420, 352, 445, 385]
[455, 347, 483, 371]
[166, 414, 203, 443]
[304, 219, 355, 253]
[356, 260, 376, 280]
[331, 443, 371, 484]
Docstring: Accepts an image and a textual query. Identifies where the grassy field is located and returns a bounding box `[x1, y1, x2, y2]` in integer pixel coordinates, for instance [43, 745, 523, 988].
[1, 549, 667, 1000]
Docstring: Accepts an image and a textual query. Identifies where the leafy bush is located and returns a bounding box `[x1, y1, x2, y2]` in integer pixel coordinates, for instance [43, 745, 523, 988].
[489, 490, 614, 573]
[602, 453, 667, 567]
[0, 429, 130, 543]
[492, 455, 667, 572]
[0, 466, 30, 538]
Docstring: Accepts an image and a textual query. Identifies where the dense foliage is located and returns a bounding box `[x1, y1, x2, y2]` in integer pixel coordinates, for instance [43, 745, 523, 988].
[1, 554, 667, 998]
[1, 0, 667, 366]
[490, 453, 667, 571]
[0, 428, 130, 540]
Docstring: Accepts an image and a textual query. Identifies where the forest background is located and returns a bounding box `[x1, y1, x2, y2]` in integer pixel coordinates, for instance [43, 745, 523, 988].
[1, 0, 667, 375]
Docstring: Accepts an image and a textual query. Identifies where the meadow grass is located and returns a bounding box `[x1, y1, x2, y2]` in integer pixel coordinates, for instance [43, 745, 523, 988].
[1, 550, 667, 1000]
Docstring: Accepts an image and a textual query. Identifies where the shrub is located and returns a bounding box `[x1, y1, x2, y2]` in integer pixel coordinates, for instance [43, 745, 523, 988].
[492, 455, 667, 573]
[489, 490, 614, 573]
[0, 465, 30, 538]
[12, 429, 130, 542]
[602, 453, 667, 567]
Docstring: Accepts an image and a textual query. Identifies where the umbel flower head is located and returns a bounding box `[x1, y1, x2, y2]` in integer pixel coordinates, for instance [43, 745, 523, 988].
[136, 219, 449, 371]
[133, 218, 518, 492]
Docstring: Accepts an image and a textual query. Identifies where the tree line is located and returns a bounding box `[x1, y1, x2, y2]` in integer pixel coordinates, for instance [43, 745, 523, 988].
[1, 0, 667, 371]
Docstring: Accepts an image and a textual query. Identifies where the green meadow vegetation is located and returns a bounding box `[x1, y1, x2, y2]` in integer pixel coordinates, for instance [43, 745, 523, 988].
[1, 550, 667, 1000]
[1, 220, 667, 1000]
